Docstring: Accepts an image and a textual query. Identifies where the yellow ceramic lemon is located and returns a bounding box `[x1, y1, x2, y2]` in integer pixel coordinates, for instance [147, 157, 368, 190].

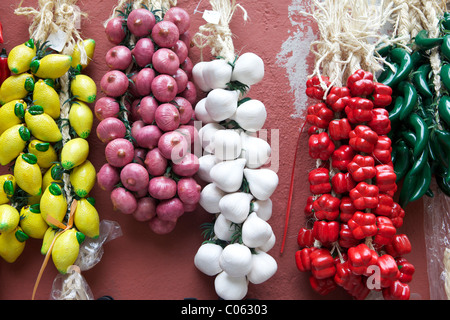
[69, 100, 94, 139]
[0, 73, 34, 105]
[60, 138, 89, 170]
[40, 182, 67, 228]
[52, 228, 85, 274]
[30, 54, 72, 79]
[24, 106, 62, 143]
[32, 79, 61, 119]
[0, 100, 26, 135]
[73, 198, 100, 239]
[69, 160, 96, 198]
[70, 74, 97, 103]
[0, 227, 28, 263]
[0, 204, 20, 233]
[42, 164, 63, 192]
[19, 204, 48, 239]
[71, 39, 96, 70]
[0, 125, 30, 166]
[14, 153, 42, 197]
[0, 174, 16, 205]
[41, 226, 58, 255]
[28, 139, 58, 169]
[8, 39, 36, 74]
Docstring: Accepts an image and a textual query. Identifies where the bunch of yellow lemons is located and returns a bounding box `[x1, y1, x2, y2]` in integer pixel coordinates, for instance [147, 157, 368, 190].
[0, 38, 100, 274]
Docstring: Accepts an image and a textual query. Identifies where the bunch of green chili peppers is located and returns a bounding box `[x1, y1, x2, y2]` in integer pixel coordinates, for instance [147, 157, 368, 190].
[376, 13, 450, 207]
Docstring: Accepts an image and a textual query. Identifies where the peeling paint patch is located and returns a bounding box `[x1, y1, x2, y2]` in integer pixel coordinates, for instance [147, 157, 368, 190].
[276, 0, 316, 119]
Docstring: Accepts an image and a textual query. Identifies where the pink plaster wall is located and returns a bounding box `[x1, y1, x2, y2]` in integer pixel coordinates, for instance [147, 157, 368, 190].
[0, 0, 430, 300]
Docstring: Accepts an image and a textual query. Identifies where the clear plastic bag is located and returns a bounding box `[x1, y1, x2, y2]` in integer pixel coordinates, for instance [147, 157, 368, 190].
[423, 181, 450, 300]
[51, 265, 94, 300]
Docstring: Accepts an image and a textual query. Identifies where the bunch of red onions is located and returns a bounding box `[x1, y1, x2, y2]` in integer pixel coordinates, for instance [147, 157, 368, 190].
[96, 5, 200, 234]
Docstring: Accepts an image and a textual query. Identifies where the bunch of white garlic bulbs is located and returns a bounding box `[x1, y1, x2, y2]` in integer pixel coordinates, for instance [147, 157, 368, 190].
[192, 53, 279, 300]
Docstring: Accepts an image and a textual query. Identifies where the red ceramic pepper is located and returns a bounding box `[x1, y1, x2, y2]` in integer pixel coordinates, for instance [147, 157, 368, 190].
[385, 234, 412, 257]
[309, 275, 337, 295]
[375, 164, 397, 193]
[347, 154, 376, 182]
[306, 75, 331, 100]
[390, 202, 405, 228]
[331, 145, 355, 171]
[377, 254, 400, 288]
[373, 194, 394, 217]
[313, 220, 339, 245]
[310, 248, 336, 279]
[347, 69, 374, 96]
[349, 125, 379, 154]
[348, 243, 378, 276]
[374, 216, 396, 246]
[308, 125, 320, 136]
[395, 257, 415, 283]
[308, 168, 331, 194]
[339, 223, 360, 248]
[349, 182, 379, 210]
[329, 118, 352, 141]
[348, 211, 378, 239]
[304, 195, 315, 218]
[295, 247, 315, 272]
[0, 48, 10, 87]
[325, 86, 351, 112]
[345, 97, 374, 124]
[306, 102, 334, 129]
[313, 194, 340, 220]
[339, 196, 357, 222]
[297, 227, 314, 248]
[334, 260, 361, 289]
[368, 108, 391, 135]
[382, 280, 410, 300]
[309, 132, 335, 161]
[331, 172, 356, 194]
[371, 136, 392, 164]
[371, 82, 393, 107]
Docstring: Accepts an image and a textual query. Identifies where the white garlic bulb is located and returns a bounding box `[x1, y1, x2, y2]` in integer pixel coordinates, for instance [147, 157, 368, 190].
[243, 168, 278, 200]
[214, 271, 248, 300]
[219, 243, 253, 277]
[210, 158, 246, 193]
[199, 183, 226, 213]
[219, 192, 253, 224]
[231, 52, 264, 86]
[241, 212, 273, 248]
[247, 251, 277, 284]
[194, 242, 224, 276]
[204, 89, 239, 122]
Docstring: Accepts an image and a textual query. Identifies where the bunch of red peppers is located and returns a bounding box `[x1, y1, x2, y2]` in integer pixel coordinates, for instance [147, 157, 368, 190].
[0, 21, 10, 86]
[296, 69, 414, 300]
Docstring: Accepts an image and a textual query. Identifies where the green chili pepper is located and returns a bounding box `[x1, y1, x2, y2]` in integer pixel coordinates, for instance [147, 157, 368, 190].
[382, 48, 413, 88]
[393, 140, 411, 182]
[438, 96, 450, 128]
[430, 131, 449, 169]
[436, 173, 450, 197]
[401, 130, 417, 148]
[414, 29, 444, 50]
[442, 12, 450, 31]
[409, 145, 429, 176]
[378, 63, 397, 84]
[398, 82, 418, 121]
[411, 51, 426, 68]
[412, 64, 433, 98]
[440, 64, 450, 92]
[435, 128, 450, 151]
[441, 34, 450, 62]
[376, 44, 393, 57]
[389, 95, 404, 123]
[399, 169, 418, 207]
[408, 161, 432, 202]
[407, 113, 429, 158]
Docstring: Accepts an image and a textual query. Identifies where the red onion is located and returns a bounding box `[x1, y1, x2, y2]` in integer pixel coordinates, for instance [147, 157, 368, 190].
[173, 97, 192, 124]
[163, 7, 191, 34]
[183, 202, 197, 213]
[152, 48, 180, 76]
[135, 125, 162, 149]
[134, 147, 147, 165]
[151, 20, 179, 48]
[158, 131, 189, 161]
[132, 37, 155, 67]
[106, 45, 132, 70]
[177, 177, 201, 205]
[127, 8, 156, 37]
[171, 153, 199, 176]
[131, 120, 145, 140]
[148, 216, 176, 234]
[120, 163, 150, 192]
[148, 176, 177, 200]
[105, 17, 126, 44]
[156, 197, 185, 222]
[176, 125, 199, 148]
[111, 187, 137, 214]
[180, 57, 194, 79]
[139, 96, 158, 124]
[94, 97, 120, 121]
[180, 81, 197, 105]
[155, 103, 180, 132]
[101, 70, 129, 97]
[97, 163, 120, 191]
[144, 148, 168, 176]
[97, 117, 127, 143]
[173, 68, 188, 94]
[151, 74, 178, 102]
[105, 138, 134, 167]
[133, 197, 156, 222]
[134, 187, 148, 199]
[135, 68, 155, 96]
[171, 40, 189, 64]
[130, 98, 141, 122]
[179, 31, 191, 49]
